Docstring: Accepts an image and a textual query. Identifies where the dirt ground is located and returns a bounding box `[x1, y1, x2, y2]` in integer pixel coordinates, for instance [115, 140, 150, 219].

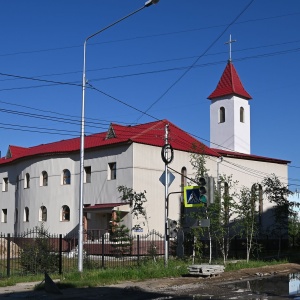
[0, 263, 300, 299]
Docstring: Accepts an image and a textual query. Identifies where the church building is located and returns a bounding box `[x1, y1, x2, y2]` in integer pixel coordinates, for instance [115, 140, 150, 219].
[0, 60, 289, 237]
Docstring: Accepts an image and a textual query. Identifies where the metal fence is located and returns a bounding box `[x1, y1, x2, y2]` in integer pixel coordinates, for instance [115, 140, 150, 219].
[0, 228, 290, 278]
[0, 229, 166, 277]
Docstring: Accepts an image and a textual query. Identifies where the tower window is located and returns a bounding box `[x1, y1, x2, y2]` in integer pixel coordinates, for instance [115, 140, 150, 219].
[240, 107, 244, 123]
[219, 107, 225, 123]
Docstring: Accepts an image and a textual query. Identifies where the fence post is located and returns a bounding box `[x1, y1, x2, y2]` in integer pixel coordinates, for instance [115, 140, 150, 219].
[7, 234, 10, 277]
[59, 234, 62, 274]
[137, 235, 140, 266]
[101, 234, 105, 269]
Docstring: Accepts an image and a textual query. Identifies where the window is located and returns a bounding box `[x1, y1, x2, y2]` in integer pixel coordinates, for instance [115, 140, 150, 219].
[62, 169, 71, 185]
[108, 163, 116, 180]
[15, 208, 18, 224]
[84, 166, 91, 183]
[258, 184, 263, 225]
[61, 205, 70, 221]
[2, 209, 7, 223]
[240, 107, 244, 123]
[2, 177, 8, 192]
[24, 173, 30, 189]
[39, 206, 47, 222]
[223, 182, 229, 224]
[40, 171, 48, 186]
[219, 107, 225, 123]
[15, 176, 19, 191]
[24, 207, 29, 222]
[181, 167, 187, 191]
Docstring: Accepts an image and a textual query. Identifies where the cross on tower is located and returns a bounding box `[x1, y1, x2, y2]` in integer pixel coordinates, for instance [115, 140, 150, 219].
[225, 34, 236, 62]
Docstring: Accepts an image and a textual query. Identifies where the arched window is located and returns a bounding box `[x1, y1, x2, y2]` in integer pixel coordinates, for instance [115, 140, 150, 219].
[40, 171, 48, 186]
[219, 107, 225, 123]
[240, 107, 244, 123]
[61, 205, 70, 221]
[181, 167, 187, 191]
[62, 169, 71, 185]
[258, 184, 263, 225]
[24, 173, 30, 189]
[251, 184, 257, 211]
[15, 208, 18, 224]
[39, 206, 47, 222]
[24, 207, 29, 222]
[223, 182, 229, 223]
[15, 176, 19, 191]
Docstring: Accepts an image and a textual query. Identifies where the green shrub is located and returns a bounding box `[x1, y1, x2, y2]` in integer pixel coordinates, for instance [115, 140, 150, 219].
[19, 225, 59, 275]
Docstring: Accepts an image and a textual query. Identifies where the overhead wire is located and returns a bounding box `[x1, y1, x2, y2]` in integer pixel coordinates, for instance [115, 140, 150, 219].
[0, 2, 298, 186]
[0, 12, 298, 58]
[134, 0, 256, 122]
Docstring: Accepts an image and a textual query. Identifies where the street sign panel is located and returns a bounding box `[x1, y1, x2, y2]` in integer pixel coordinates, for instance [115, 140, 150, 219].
[191, 219, 210, 228]
[184, 186, 207, 208]
[159, 170, 175, 187]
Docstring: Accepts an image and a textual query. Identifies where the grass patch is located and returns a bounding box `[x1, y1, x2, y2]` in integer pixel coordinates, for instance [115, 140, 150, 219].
[0, 274, 47, 288]
[225, 259, 288, 272]
[58, 258, 188, 288]
[0, 257, 293, 290]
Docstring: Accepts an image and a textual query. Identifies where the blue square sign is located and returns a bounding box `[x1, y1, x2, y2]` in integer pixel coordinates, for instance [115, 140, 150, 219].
[184, 186, 207, 208]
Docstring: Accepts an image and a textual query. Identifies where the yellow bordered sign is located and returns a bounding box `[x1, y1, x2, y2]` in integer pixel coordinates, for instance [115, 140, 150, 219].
[184, 186, 207, 208]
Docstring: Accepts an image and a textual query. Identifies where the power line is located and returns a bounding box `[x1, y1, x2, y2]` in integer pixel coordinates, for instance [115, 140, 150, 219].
[0, 12, 298, 58]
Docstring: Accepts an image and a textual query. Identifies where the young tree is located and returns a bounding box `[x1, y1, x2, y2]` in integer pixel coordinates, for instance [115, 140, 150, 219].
[262, 174, 293, 257]
[209, 174, 238, 265]
[235, 185, 259, 262]
[188, 145, 211, 263]
[289, 208, 300, 247]
[19, 224, 59, 275]
[110, 210, 132, 257]
[117, 186, 149, 232]
[188, 146, 238, 265]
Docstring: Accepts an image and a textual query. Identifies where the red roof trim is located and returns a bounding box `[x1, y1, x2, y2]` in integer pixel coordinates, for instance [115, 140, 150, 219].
[208, 61, 252, 100]
[212, 148, 290, 164]
[84, 203, 125, 211]
[0, 120, 288, 166]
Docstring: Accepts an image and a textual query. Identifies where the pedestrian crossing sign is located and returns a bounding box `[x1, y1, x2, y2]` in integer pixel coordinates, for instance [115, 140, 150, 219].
[184, 186, 207, 208]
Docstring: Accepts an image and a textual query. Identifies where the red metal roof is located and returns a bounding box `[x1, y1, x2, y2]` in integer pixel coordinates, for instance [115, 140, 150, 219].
[0, 120, 220, 165]
[208, 61, 252, 100]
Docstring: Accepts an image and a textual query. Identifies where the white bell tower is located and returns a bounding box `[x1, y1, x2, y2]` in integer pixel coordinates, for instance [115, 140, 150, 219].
[208, 36, 252, 154]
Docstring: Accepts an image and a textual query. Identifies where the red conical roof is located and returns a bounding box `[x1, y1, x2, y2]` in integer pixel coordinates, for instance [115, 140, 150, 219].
[208, 61, 252, 100]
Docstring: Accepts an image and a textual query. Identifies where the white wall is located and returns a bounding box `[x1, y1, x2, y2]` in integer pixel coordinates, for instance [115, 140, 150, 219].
[210, 96, 251, 154]
[0, 141, 289, 235]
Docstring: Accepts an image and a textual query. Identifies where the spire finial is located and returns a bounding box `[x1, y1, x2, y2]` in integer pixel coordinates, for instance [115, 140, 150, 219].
[225, 34, 236, 62]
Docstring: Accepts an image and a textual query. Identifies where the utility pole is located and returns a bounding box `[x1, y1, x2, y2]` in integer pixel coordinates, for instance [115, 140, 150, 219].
[164, 124, 169, 267]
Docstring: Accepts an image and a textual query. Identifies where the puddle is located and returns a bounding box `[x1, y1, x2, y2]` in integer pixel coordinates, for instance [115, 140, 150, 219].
[192, 273, 300, 299]
[222, 272, 300, 299]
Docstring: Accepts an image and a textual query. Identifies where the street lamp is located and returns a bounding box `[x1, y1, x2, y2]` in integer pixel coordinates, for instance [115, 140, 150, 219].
[78, 0, 159, 272]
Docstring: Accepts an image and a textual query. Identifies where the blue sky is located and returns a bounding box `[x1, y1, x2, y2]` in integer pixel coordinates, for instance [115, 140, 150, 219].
[0, 1, 299, 191]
